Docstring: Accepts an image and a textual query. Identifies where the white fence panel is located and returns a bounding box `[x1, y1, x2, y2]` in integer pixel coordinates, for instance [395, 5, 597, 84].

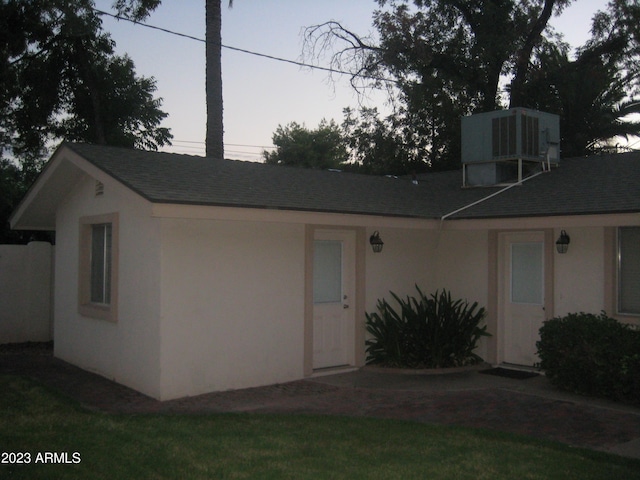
[0, 242, 53, 343]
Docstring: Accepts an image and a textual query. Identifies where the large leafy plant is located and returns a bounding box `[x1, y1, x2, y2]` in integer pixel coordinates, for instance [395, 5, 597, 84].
[365, 287, 490, 368]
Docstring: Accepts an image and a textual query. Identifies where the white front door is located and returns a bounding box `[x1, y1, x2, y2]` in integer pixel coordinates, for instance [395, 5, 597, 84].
[501, 232, 547, 366]
[312, 230, 355, 369]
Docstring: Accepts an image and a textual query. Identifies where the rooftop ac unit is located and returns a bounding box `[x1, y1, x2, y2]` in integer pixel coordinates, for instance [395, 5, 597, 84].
[461, 108, 560, 186]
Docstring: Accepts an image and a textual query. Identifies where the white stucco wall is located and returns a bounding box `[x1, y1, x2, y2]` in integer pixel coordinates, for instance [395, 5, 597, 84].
[553, 227, 606, 317]
[364, 227, 434, 312]
[0, 242, 53, 343]
[364, 228, 489, 312]
[431, 229, 491, 360]
[158, 218, 306, 399]
[54, 173, 163, 398]
[433, 230, 489, 306]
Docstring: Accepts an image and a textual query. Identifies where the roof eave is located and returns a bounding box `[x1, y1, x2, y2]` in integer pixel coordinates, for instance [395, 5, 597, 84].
[10, 144, 89, 230]
[142, 197, 436, 220]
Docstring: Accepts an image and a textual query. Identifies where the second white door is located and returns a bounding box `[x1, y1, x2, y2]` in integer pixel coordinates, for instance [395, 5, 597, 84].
[501, 232, 547, 366]
[312, 230, 355, 369]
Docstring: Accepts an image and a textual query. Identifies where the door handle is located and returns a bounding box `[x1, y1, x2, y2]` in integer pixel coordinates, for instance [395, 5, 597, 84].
[343, 304, 349, 309]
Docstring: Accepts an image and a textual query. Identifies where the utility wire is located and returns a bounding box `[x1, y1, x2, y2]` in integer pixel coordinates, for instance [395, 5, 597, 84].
[170, 139, 273, 160]
[91, 7, 394, 159]
[92, 8, 395, 84]
[173, 139, 274, 149]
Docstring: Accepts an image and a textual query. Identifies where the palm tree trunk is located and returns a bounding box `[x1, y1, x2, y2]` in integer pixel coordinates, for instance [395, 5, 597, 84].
[205, 0, 224, 158]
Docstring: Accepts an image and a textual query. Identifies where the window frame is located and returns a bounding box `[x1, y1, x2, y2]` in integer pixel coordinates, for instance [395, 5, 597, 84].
[617, 226, 640, 317]
[79, 213, 119, 321]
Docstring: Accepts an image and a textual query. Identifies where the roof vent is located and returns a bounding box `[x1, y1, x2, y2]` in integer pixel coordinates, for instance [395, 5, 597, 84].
[461, 108, 560, 187]
[95, 180, 104, 196]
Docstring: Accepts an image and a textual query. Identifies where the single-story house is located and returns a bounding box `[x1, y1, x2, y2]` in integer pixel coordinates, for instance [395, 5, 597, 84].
[10, 113, 640, 400]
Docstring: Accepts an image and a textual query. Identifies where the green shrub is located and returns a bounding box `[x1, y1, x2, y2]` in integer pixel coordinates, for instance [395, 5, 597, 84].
[536, 312, 640, 404]
[365, 287, 490, 368]
[620, 353, 640, 402]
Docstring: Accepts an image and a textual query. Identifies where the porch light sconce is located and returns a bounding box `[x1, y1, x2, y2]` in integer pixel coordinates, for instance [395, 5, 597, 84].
[370, 231, 384, 253]
[556, 230, 570, 254]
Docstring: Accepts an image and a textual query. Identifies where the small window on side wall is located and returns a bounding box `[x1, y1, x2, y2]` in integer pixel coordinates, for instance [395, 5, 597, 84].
[79, 213, 118, 321]
[618, 226, 640, 316]
[90, 223, 112, 304]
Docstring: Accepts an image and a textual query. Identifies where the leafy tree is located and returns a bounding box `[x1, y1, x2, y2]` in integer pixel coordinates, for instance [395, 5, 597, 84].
[264, 120, 348, 170]
[1, 0, 172, 162]
[304, 0, 640, 171]
[112, 0, 161, 20]
[0, 0, 172, 243]
[517, 0, 640, 156]
[341, 107, 429, 175]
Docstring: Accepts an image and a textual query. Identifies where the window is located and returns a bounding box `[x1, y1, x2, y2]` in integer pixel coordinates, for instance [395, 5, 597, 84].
[90, 223, 112, 304]
[79, 213, 118, 321]
[619, 227, 640, 315]
[313, 240, 342, 304]
[511, 242, 543, 305]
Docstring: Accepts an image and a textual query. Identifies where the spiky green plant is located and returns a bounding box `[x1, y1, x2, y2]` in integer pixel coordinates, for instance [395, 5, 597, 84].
[365, 287, 490, 368]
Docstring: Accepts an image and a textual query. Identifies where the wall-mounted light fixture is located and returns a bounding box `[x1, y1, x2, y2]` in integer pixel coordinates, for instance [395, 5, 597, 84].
[556, 230, 570, 254]
[369, 231, 384, 253]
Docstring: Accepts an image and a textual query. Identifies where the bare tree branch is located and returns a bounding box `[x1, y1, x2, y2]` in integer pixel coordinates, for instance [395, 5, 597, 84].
[302, 21, 387, 95]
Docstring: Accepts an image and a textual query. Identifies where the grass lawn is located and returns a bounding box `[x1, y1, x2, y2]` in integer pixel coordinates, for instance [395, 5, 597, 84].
[2, 375, 639, 479]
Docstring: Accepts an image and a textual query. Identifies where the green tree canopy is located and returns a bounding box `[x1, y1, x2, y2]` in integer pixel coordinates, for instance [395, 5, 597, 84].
[1, 0, 172, 164]
[0, 0, 172, 243]
[264, 120, 349, 170]
[516, 0, 640, 157]
[341, 107, 428, 175]
[303, 0, 640, 172]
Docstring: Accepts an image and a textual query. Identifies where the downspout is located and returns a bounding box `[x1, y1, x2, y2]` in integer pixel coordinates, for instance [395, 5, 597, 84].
[436, 170, 547, 246]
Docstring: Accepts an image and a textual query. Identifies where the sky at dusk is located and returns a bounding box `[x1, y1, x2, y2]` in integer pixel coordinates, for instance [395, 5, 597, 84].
[93, 0, 611, 161]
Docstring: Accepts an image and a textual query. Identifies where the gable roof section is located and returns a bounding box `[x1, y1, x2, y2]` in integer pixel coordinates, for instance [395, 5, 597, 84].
[10, 142, 640, 230]
[60, 143, 492, 218]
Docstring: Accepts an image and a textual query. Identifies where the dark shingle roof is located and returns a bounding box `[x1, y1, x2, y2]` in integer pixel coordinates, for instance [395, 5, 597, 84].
[455, 152, 640, 219]
[66, 143, 640, 220]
